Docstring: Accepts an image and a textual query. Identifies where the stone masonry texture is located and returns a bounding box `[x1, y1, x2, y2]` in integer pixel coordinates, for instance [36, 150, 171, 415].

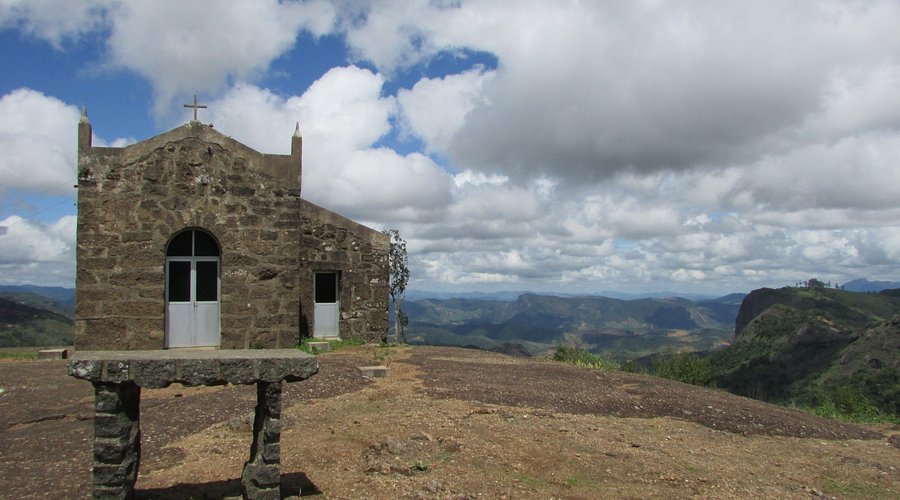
[67, 349, 319, 387]
[91, 381, 141, 500]
[241, 381, 283, 499]
[75, 117, 389, 350]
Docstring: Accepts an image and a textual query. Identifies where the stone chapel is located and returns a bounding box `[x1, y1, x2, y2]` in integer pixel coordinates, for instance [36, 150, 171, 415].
[74, 107, 390, 350]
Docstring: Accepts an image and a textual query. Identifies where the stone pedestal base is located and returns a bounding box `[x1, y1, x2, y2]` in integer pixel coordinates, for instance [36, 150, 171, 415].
[92, 382, 141, 500]
[69, 349, 318, 500]
[242, 381, 283, 499]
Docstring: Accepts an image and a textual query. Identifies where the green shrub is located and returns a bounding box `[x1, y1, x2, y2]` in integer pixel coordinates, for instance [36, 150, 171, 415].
[553, 345, 620, 370]
[298, 337, 365, 354]
[0, 350, 38, 360]
[807, 389, 899, 424]
[650, 348, 712, 386]
[619, 359, 646, 374]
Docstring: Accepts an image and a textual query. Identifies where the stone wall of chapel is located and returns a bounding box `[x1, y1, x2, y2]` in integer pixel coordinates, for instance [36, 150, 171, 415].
[298, 201, 390, 342]
[75, 124, 301, 350]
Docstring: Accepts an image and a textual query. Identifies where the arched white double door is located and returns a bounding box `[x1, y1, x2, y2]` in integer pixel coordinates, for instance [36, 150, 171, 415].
[165, 229, 221, 348]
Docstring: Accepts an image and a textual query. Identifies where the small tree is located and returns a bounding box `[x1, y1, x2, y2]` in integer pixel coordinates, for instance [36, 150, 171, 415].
[383, 229, 410, 343]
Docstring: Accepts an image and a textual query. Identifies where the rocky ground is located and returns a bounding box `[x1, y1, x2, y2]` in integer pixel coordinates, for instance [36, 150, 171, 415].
[0, 345, 897, 499]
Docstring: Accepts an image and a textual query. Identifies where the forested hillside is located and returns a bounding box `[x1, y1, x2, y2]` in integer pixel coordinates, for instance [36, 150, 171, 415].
[710, 286, 900, 414]
[0, 293, 74, 347]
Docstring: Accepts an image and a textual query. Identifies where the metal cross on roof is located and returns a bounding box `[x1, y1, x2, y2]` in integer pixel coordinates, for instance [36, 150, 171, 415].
[183, 95, 207, 122]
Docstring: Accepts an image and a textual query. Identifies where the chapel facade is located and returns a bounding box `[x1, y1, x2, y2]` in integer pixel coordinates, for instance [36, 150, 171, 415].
[74, 109, 389, 350]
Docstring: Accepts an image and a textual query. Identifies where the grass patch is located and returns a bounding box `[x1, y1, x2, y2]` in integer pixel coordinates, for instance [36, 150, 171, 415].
[799, 394, 900, 424]
[821, 477, 896, 498]
[373, 343, 394, 363]
[409, 460, 429, 472]
[564, 470, 599, 489]
[0, 350, 38, 360]
[515, 474, 543, 488]
[552, 345, 620, 370]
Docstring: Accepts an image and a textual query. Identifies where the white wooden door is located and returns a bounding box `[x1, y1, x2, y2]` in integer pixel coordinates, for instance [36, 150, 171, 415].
[313, 272, 339, 338]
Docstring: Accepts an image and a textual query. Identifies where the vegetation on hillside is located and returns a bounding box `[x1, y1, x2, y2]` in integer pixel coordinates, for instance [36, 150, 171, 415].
[711, 286, 900, 416]
[0, 285, 74, 315]
[552, 345, 619, 370]
[553, 285, 900, 423]
[0, 296, 74, 347]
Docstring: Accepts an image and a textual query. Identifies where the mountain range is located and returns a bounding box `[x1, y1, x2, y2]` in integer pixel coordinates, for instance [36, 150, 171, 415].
[841, 278, 900, 293]
[3, 281, 897, 416]
[405, 292, 745, 358]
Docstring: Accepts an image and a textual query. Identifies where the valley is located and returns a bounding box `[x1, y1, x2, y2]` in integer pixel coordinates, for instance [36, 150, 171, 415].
[405, 292, 744, 359]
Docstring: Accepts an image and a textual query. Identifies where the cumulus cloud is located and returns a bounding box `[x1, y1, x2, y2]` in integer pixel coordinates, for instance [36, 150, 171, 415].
[0, 215, 75, 286]
[106, 0, 337, 115]
[0, 88, 80, 194]
[339, 0, 900, 186]
[3, 0, 338, 115]
[397, 67, 494, 152]
[0, 88, 130, 197]
[4, 0, 900, 292]
[0, 0, 115, 47]
[204, 66, 454, 224]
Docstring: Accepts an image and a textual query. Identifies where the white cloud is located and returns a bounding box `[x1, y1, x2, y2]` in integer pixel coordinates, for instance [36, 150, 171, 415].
[0, 215, 75, 286]
[397, 67, 494, 152]
[105, 0, 336, 115]
[6, 0, 900, 293]
[808, 65, 900, 140]
[0, 0, 115, 47]
[0, 88, 79, 194]
[452, 170, 507, 188]
[205, 67, 454, 224]
[0, 87, 129, 197]
[205, 66, 393, 153]
[338, 0, 900, 186]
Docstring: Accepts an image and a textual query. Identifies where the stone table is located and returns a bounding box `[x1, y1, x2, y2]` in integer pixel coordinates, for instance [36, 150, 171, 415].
[68, 349, 318, 500]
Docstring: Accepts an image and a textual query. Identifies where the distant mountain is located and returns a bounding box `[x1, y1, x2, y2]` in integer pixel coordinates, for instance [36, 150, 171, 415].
[405, 292, 743, 358]
[0, 295, 74, 347]
[0, 285, 74, 316]
[710, 286, 900, 414]
[406, 290, 534, 301]
[841, 278, 900, 293]
[0, 285, 75, 347]
[407, 289, 726, 301]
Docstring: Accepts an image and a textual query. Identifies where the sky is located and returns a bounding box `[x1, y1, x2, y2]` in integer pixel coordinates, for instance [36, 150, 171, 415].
[1, 0, 900, 297]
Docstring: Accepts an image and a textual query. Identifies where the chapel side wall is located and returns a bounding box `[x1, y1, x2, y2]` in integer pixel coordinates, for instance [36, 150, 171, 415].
[75, 123, 301, 350]
[298, 201, 389, 342]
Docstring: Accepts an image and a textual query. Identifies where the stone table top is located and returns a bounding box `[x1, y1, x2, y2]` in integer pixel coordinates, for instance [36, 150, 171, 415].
[68, 349, 318, 388]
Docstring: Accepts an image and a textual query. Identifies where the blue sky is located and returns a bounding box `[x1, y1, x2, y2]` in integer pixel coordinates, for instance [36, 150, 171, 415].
[2, 1, 900, 296]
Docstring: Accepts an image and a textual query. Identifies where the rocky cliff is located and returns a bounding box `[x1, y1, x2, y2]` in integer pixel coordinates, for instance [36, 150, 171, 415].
[713, 286, 900, 414]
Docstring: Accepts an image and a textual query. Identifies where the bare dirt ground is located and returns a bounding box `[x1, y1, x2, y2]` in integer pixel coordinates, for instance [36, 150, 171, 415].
[0, 345, 897, 499]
